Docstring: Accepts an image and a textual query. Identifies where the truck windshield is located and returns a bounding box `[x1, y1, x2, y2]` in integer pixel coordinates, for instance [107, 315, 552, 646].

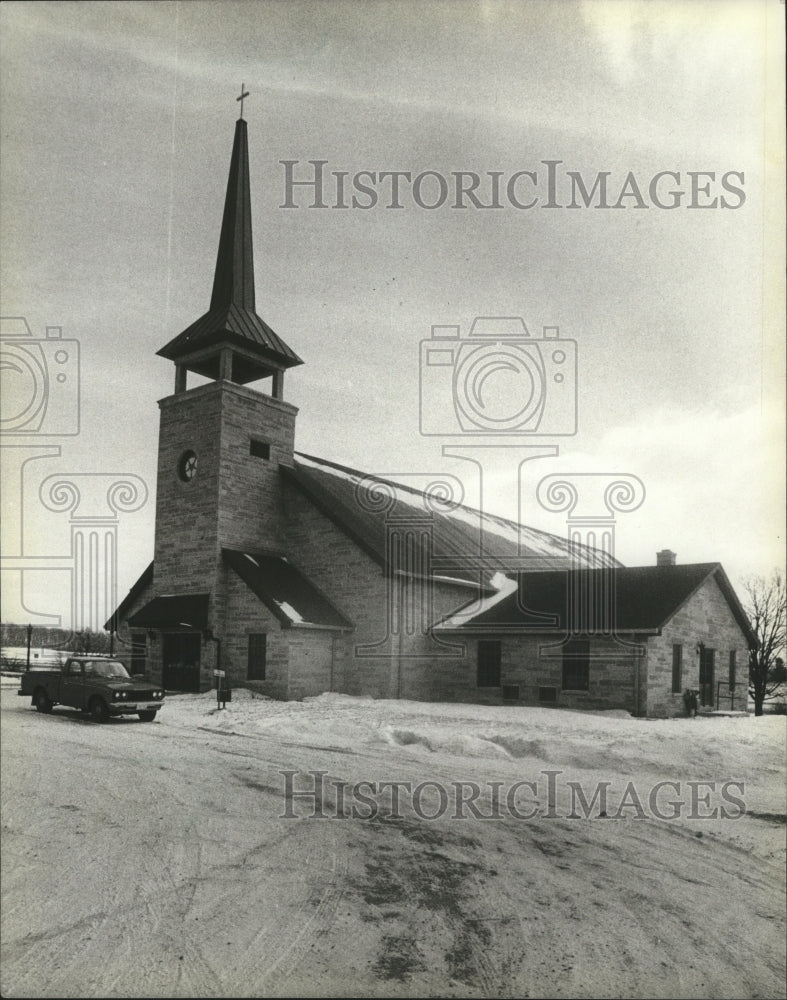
[84, 660, 131, 679]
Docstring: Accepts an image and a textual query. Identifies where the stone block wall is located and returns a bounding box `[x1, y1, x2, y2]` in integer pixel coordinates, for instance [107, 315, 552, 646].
[154, 380, 297, 595]
[394, 579, 483, 700]
[216, 383, 297, 555]
[221, 563, 289, 699]
[647, 573, 750, 717]
[155, 384, 223, 592]
[288, 630, 335, 699]
[509, 634, 642, 713]
[399, 632, 642, 711]
[281, 479, 392, 696]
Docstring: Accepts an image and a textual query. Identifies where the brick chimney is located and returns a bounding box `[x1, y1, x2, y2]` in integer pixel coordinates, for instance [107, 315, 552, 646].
[657, 549, 677, 566]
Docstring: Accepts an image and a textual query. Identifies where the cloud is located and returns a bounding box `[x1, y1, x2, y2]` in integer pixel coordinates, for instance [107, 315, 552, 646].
[580, 0, 763, 87]
[469, 402, 784, 586]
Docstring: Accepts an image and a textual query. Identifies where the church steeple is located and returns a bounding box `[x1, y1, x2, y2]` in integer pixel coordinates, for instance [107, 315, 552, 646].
[210, 117, 256, 313]
[157, 102, 302, 397]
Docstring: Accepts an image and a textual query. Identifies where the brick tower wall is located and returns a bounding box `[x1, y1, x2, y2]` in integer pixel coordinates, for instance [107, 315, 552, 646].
[153, 380, 297, 595]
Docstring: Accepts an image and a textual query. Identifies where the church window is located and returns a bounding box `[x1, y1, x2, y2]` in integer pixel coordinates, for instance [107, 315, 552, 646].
[248, 633, 267, 680]
[562, 639, 590, 691]
[250, 439, 271, 459]
[477, 640, 501, 687]
[177, 450, 198, 482]
[672, 643, 683, 693]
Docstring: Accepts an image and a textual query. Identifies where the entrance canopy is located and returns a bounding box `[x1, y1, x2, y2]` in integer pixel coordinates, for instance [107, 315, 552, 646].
[128, 594, 209, 631]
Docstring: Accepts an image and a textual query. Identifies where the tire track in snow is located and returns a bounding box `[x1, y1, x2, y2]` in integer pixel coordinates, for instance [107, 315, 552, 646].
[204, 821, 350, 997]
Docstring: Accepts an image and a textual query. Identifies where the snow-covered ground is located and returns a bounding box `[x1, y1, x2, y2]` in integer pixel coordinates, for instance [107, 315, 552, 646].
[1, 677, 784, 998]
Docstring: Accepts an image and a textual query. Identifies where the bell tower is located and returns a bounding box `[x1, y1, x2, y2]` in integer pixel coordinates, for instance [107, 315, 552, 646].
[152, 102, 303, 595]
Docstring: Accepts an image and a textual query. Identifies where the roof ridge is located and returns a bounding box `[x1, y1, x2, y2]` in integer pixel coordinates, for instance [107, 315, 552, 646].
[513, 563, 721, 574]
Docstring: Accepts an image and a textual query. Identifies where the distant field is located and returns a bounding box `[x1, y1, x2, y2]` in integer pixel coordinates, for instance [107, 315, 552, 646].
[0, 647, 69, 671]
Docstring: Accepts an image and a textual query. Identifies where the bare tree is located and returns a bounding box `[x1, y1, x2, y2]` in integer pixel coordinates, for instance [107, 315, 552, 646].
[744, 571, 786, 716]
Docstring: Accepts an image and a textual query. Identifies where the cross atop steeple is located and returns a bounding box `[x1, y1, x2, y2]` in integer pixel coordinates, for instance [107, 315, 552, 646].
[236, 83, 249, 120]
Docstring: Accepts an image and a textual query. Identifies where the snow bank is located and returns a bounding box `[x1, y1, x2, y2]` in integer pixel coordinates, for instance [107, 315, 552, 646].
[153, 687, 784, 791]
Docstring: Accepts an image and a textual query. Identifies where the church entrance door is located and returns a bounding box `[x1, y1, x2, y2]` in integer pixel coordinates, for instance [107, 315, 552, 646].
[699, 647, 715, 708]
[162, 632, 201, 692]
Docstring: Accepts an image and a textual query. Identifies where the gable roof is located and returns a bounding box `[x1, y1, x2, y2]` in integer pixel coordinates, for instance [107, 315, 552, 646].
[435, 563, 758, 645]
[283, 453, 618, 586]
[105, 561, 154, 631]
[223, 549, 353, 630]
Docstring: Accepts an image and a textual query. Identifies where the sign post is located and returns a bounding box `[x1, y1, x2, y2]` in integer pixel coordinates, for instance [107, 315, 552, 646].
[213, 669, 230, 710]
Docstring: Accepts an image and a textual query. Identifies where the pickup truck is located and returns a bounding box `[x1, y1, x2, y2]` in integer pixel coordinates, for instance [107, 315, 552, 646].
[18, 656, 165, 723]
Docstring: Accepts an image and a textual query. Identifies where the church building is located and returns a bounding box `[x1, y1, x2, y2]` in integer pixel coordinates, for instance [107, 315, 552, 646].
[108, 110, 755, 717]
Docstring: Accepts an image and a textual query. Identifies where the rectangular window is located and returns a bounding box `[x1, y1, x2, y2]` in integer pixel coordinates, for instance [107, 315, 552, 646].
[539, 686, 557, 704]
[248, 633, 267, 680]
[477, 640, 501, 687]
[699, 647, 715, 707]
[729, 650, 736, 687]
[130, 631, 147, 675]
[562, 639, 590, 691]
[250, 439, 271, 460]
[672, 643, 683, 694]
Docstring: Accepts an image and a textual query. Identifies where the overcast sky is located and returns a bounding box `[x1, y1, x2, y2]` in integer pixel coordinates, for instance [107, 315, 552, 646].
[1, 0, 784, 629]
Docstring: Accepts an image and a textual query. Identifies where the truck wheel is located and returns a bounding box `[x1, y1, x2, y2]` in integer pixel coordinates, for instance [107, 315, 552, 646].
[34, 689, 53, 714]
[89, 697, 109, 723]
[137, 710, 158, 722]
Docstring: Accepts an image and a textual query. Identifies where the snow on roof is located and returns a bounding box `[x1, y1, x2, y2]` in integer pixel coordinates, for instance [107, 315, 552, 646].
[223, 549, 353, 631]
[276, 601, 305, 624]
[289, 452, 617, 579]
[436, 571, 519, 629]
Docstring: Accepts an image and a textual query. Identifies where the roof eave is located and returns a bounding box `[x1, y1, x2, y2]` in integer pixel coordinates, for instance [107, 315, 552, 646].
[433, 624, 662, 635]
[157, 321, 303, 370]
[711, 566, 759, 647]
[289, 621, 353, 632]
[105, 561, 155, 631]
